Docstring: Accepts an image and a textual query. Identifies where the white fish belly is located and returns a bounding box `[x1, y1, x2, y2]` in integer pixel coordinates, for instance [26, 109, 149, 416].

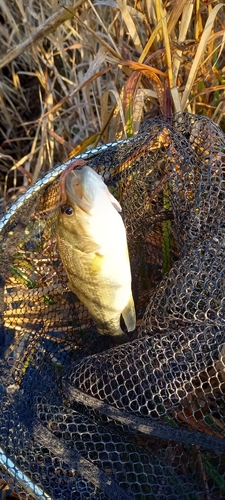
[57, 236, 132, 336]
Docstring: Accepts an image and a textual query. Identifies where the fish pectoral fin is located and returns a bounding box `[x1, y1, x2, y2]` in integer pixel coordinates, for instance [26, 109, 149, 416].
[107, 191, 122, 213]
[122, 294, 136, 332]
[81, 241, 102, 253]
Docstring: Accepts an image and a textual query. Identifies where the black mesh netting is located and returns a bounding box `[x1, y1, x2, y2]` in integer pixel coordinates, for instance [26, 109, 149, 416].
[0, 113, 225, 499]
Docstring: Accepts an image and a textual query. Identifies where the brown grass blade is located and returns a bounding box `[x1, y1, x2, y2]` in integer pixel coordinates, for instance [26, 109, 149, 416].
[116, 0, 143, 52]
[108, 88, 127, 138]
[120, 60, 165, 79]
[87, 0, 121, 55]
[167, 0, 191, 35]
[159, 4, 173, 88]
[68, 134, 100, 158]
[37, 66, 114, 120]
[132, 89, 157, 134]
[172, 1, 194, 85]
[139, 21, 162, 64]
[120, 60, 166, 113]
[123, 71, 142, 136]
[70, 7, 123, 59]
[0, 0, 85, 70]
[189, 85, 225, 104]
[181, 3, 224, 110]
[48, 130, 72, 153]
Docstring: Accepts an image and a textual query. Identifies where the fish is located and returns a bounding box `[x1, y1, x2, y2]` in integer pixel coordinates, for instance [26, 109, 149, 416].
[56, 164, 136, 343]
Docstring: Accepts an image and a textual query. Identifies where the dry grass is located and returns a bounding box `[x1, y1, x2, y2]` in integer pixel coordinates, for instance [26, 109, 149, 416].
[0, 2, 225, 496]
[0, 0, 224, 204]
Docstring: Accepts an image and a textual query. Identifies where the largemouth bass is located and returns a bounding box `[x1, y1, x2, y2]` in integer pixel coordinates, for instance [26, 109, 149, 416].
[56, 164, 136, 343]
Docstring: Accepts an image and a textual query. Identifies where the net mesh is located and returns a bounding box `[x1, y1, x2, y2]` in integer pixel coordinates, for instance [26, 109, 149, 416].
[0, 112, 225, 499]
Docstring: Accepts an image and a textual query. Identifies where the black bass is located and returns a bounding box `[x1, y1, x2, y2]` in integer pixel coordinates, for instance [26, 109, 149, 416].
[56, 164, 136, 343]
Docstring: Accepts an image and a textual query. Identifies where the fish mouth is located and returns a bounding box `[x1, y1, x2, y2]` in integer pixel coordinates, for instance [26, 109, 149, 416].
[66, 170, 93, 213]
[65, 166, 122, 215]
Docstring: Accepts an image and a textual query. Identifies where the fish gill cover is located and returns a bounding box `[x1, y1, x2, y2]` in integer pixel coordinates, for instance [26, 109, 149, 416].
[0, 112, 225, 499]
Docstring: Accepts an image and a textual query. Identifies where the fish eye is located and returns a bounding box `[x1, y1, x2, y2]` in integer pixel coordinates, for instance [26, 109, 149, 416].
[61, 204, 73, 216]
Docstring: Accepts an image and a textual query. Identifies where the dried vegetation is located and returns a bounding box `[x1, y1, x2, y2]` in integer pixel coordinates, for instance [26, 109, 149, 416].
[0, 0, 224, 205]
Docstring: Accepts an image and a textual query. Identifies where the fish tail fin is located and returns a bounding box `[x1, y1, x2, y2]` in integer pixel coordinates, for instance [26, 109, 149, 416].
[122, 294, 136, 332]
